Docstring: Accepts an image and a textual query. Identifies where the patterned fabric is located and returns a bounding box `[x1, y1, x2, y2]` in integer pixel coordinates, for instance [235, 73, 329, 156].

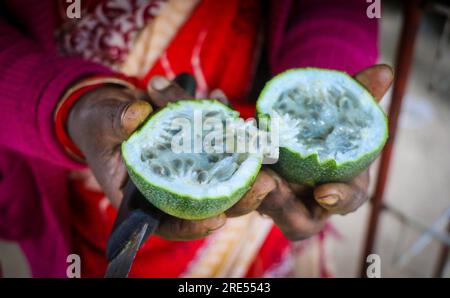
[121, 0, 201, 77]
[141, 0, 263, 118]
[58, 0, 167, 69]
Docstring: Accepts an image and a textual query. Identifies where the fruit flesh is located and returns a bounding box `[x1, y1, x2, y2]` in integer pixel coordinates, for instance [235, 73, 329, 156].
[138, 110, 246, 188]
[257, 68, 388, 185]
[274, 83, 376, 164]
[122, 100, 262, 219]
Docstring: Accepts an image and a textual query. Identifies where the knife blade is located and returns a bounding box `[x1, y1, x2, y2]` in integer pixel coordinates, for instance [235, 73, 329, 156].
[104, 221, 148, 278]
[104, 180, 161, 278]
[104, 72, 197, 278]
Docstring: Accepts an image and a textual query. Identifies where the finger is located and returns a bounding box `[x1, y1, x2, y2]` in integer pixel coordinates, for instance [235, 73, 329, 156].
[226, 170, 277, 217]
[260, 191, 329, 241]
[313, 170, 370, 215]
[258, 172, 330, 240]
[209, 89, 229, 105]
[173, 72, 196, 96]
[147, 75, 193, 107]
[354, 64, 394, 102]
[120, 99, 153, 137]
[288, 182, 310, 195]
[156, 213, 227, 241]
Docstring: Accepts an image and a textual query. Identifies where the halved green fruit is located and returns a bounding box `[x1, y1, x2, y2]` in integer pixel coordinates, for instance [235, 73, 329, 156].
[257, 68, 388, 185]
[122, 100, 262, 220]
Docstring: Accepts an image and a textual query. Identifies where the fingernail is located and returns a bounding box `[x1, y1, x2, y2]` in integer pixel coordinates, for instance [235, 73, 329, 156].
[209, 89, 229, 104]
[210, 89, 225, 98]
[150, 76, 171, 91]
[121, 101, 152, 135]
[317, 194, 340, 207]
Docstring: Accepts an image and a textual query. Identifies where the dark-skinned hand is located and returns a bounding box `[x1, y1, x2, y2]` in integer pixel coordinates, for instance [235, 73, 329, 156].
[67, 64, 393, 241]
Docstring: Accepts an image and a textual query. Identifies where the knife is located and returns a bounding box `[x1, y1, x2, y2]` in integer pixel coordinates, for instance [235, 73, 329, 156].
[104, 73, 197, 278]
[104, 180, 161, 278]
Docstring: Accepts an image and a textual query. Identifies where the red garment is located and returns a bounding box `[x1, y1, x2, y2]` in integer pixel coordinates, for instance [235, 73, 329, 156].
[71, 0, 289, 277]
[0, 0, 378, 277]
[143, 0, 261, 119]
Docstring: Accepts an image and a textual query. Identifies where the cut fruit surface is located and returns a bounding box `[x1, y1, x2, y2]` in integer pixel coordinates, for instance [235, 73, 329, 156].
[122, 100, 262, 220]
[257, 68, 388, 185]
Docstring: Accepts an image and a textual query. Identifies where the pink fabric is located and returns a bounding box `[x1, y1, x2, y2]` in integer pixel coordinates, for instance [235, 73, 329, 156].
[0, 0, 378, 277]
[0, 0, 112, 277]
[268, 0, 378, 75]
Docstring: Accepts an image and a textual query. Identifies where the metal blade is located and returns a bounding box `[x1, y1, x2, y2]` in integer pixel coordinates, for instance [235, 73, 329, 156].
[104, 222, 149, 278]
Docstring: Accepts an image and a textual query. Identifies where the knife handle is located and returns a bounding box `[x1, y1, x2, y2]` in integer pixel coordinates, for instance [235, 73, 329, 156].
[106, 72, 196, 262]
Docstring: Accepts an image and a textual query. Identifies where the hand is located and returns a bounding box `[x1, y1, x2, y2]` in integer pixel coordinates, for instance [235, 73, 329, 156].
[226, 64, 394, 240]
[68, 85, 152, 207]
[67, 76, 228, 241]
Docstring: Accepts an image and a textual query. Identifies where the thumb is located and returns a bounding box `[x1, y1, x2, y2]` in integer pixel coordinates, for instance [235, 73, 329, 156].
[120, 99, 153, 138]
[354, 64, 394, 102]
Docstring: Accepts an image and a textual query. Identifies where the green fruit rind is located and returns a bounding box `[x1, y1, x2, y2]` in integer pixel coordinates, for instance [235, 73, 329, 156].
[122, 99, 262, 220]
[257, 68, 389, 185]
[272, 145, 383, 186]
[125, 159, 259, 220]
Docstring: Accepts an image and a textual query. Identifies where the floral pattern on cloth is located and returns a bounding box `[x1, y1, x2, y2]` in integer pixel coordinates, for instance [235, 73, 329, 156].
[58, 0, 167, 69]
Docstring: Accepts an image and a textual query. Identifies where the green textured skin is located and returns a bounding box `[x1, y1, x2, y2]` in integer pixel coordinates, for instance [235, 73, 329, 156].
[272, 146, 383, 186]
[257, 68, 389, 186]
[122, 99, 261, 220]
[125, 161, 259, 220]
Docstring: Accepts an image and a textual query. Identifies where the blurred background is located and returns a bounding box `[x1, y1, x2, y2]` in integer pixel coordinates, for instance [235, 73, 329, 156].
[0, 0, 449, 278]
[331, 0, 450, 277]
